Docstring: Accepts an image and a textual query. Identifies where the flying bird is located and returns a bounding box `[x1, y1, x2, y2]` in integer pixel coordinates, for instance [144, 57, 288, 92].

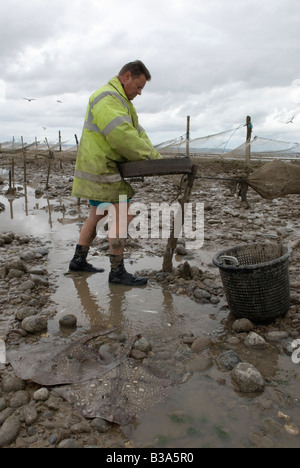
[57, 100, 63, 103]
[286, 115, 295, 124]
[22, 98, 36, 102]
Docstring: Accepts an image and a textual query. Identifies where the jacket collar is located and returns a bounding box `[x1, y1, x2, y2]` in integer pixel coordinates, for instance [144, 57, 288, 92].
[108, 76, 130, 103]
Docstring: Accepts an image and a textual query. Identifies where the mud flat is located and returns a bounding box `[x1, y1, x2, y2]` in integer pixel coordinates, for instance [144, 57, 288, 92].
[0, 155, 300, 448]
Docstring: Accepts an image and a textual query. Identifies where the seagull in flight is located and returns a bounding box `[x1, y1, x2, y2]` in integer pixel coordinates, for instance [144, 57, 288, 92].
[22, 97, 36, 102]
[57, 100, 63, 103]
[286, 115, 295, 124]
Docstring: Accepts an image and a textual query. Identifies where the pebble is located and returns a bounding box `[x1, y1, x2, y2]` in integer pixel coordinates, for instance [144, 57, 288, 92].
[33, 388, 49, 401]
[231, 362, 265, 393]
[0, 415, 21, 447]
[59, 314, 77, 328]
[245, 332, 267, 349]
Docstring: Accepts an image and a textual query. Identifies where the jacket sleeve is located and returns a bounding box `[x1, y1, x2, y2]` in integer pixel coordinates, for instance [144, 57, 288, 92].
[92, 95, 162, 161]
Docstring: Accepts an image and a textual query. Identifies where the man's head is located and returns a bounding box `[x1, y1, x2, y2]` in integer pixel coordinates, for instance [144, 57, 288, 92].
[118, 60, 151, 101]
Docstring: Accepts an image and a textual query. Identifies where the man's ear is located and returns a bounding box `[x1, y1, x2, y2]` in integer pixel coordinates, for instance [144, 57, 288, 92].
[123, 71, 132, 82]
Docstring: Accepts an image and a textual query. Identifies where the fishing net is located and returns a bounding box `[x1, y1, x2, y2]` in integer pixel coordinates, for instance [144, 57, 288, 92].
[226, 137, 300, 161]
[246, 159, 300, 199]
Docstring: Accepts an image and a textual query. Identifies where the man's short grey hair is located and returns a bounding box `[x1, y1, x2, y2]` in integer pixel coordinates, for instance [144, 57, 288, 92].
[118, 60, 151, 81]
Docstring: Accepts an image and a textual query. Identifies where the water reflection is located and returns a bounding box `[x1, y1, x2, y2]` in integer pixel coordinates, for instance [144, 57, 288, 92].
[70, 274, 133, 331]
[0, 183, 86, 238]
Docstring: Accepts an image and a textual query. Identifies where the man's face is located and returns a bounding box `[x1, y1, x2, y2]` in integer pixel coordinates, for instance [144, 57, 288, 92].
[122, 73, 147, 101]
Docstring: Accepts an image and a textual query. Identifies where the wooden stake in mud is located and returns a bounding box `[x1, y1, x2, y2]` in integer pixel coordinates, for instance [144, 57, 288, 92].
[21, 136, 27, 183]
[245, 115, 252, 167]
[162, 164, 198, 272]
[186, 115, 190, 156]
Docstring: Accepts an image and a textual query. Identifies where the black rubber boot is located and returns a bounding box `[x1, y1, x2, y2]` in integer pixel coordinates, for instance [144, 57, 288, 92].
[69, 245, 104, 273]
[109, 255, 147, 286]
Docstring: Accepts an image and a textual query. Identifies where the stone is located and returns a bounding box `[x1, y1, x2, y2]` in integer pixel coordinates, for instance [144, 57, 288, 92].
[193, 288, 211, 300]
[245, 332, 267, 349]
[232, 318, 254, 333]
[19, 280, 35, 291]
[15, 306, 38, 321]
[231, 362, 265, 393]
[191, 336, 212, 352]
[134, 336, 152, 353]
[33, 388, 49, 401]
[1, 375, 25, 393]
[5, 257, 25, 271]
[0, 416, 21, 447]
[6, 269, 24, 279]
[21, 315, 48, 333]
[23, 405, 39, 425]
[59, 314, 77, 328]
[91, 417, 112, 433]
[265, 331, 289, 342]
[217, 350, 241, 370]
[9, 390, 29, 408]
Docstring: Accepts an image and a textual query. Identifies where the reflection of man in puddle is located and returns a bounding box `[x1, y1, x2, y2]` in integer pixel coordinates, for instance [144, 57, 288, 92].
[69, 60, 162, 286]
[71, 275, 131, 331]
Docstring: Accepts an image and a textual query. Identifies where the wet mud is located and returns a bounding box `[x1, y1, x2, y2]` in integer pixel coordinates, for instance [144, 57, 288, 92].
[0, 155, 300, 448]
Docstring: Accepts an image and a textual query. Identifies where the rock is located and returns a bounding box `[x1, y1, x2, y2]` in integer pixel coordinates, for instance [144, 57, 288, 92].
[265, 331, 289, 342]
[33, 388, 49, 401]
[70, 421, 91, 434]
[91, 417, 112, 433]
[58, 438, 84, 448]
[5, 257, 26, 272]
[245, 332, 267, 349]
[176, 245, 187, 255]
[0, 408, 13, 425]
[0, 415, 21, 447]
[1, 375, 25, 393]
[9, 390, 29, 408]
[232, 318, 254, 333]
[29, 274, 49, 286]
[191, 336, 212, 352]
[59, 314, 77, 328]
[193, 288, 211, 300]
[217, 350, 241, 370]
[23, 405, 39, 425]
[19, 280, 35, 291]
[231, 362, 265, 393]
[6, 269, 24, 279]
[284, 423, 300, 436]
[186, 352, 213, 372]
[21, 315, 48, 333]
[15, 306, 38, 321]
[20, 251, 36, 262]
[134, 336, 152, 353]
[130, 349, 147, 360]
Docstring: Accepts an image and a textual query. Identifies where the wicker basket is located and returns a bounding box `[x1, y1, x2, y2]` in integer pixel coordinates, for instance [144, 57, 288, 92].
[213, 242, 292, 323]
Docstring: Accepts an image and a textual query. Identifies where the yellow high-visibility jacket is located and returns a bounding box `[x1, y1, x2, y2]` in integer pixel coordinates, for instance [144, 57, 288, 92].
[72, 76, 162, 202]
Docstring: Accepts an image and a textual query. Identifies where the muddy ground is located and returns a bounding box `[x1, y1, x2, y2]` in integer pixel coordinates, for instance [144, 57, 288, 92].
[0, 153, 300, 448]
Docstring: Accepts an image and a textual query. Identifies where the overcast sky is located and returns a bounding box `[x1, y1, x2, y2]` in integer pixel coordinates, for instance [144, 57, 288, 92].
[0, 0, 299, 149]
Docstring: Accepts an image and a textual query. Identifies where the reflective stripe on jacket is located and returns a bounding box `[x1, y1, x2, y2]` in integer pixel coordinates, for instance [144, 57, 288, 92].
[72, 76, 162, 202]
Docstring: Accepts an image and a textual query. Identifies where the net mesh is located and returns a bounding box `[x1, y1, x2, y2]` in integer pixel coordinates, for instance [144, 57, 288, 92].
[246, 159, 300, 199]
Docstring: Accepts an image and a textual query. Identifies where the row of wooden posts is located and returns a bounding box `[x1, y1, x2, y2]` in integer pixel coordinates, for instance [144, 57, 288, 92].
[4, 115, 253, 194]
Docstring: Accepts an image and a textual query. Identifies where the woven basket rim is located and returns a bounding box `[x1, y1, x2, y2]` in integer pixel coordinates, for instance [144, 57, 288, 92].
[213, 243, 292, 272]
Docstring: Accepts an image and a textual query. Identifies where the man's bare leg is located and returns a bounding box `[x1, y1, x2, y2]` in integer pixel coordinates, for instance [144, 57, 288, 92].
[69, 206, 107, 273]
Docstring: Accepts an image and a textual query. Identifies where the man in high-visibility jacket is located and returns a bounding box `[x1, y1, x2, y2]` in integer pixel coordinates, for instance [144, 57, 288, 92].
[69, 60, 162, 286]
